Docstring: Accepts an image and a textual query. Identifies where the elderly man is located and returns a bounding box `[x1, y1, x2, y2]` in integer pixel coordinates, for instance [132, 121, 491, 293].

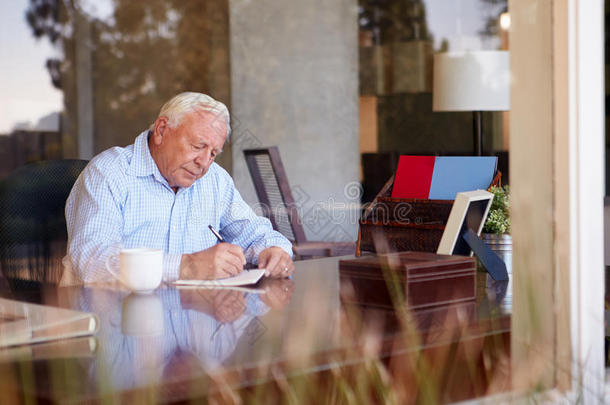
[66, 92, 294, 283]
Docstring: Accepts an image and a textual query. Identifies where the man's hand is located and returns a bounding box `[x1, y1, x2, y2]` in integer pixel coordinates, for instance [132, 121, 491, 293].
[180, 243, 246, 280]
[260, 278, 295, 309]
[179, 289, 246, 323]
[213, 290, 246, 323]
[257, 247, 294, 278]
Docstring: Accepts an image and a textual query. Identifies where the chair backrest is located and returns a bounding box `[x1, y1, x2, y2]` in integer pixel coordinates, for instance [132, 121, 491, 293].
[0, 159, 89, 284]
[243, 147, 307, 244]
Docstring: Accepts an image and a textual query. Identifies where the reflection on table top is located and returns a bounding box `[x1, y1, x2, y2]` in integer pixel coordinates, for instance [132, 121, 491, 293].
[0, 255, 511, 404]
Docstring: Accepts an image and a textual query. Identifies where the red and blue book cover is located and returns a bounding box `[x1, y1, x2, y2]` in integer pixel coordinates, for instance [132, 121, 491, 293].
[391, 156, 497, 200]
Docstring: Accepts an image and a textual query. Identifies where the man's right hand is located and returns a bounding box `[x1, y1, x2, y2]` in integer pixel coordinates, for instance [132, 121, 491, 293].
[179, 243, 246, 280]
[179, 288, 246, 322]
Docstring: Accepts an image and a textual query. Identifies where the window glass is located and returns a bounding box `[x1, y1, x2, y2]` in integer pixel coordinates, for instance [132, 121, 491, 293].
[0, 0, 230, 176]
[358, 0, 508, 201]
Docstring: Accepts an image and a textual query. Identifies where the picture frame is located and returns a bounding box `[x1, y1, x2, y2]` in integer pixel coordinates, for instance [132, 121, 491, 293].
[436, 190, 494, 256]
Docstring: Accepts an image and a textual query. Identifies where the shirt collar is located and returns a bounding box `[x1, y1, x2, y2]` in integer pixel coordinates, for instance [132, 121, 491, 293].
[128, 131, 165, 184]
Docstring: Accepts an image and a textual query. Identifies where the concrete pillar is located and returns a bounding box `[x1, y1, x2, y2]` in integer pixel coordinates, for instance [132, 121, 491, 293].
[229, 0, 359, 242]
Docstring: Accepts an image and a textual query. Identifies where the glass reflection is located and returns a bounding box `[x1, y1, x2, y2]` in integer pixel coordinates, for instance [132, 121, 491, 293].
[2, 0, 230, 171]
[358, 0, 507, 50]
[121, 293, 164, 336]
[487, 249, 512, 314]
[358, 0, 510, 201]
[73, 279, 294, 391]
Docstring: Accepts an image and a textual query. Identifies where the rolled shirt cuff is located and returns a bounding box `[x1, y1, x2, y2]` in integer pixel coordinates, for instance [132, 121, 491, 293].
[163, 253, 183, 282]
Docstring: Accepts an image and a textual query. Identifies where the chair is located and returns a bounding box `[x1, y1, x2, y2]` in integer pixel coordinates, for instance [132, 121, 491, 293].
[0, 160, 89, 286]
[243, 147, 356, 258]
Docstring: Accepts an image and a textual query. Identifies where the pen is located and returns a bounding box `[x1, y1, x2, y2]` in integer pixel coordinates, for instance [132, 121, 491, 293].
[208, 225, 225, 242]
[211, 322, 224, 341]
[209, 224, 251, 272]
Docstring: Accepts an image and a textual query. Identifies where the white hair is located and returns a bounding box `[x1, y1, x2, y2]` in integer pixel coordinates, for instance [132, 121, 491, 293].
[150, 92, 231, 138]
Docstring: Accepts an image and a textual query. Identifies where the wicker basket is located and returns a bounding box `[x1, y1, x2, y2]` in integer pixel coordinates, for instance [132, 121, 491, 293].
[356, 172, 501, 256]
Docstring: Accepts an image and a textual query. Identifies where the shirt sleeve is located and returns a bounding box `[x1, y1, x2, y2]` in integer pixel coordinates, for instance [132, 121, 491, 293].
[216, 169, 293, 264]
[65, 156, 125, 283]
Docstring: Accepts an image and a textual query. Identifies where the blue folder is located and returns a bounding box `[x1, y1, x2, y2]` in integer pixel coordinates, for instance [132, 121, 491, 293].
[428, 157, 497, 200]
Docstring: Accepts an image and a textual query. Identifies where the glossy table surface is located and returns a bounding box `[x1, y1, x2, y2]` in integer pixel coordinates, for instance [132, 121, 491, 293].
[0, 255, 512, 404]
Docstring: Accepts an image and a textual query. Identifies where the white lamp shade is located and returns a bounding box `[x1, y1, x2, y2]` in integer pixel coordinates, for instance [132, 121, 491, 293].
[433, 51, 510, 112]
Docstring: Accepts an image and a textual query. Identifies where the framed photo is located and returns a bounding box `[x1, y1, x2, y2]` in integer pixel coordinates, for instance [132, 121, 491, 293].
[437, 190, 494, 256]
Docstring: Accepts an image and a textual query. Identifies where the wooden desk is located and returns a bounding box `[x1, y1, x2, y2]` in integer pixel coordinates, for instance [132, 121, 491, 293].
[0, 256, 511, 404]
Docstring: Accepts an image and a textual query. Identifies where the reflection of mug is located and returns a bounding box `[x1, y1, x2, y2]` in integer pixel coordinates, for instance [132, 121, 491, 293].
[121, 293, 164, 336]
[106, 248, 163, 293]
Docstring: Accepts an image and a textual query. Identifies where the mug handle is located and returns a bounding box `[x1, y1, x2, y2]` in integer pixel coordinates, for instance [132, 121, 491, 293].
[105, 253, 121, 281]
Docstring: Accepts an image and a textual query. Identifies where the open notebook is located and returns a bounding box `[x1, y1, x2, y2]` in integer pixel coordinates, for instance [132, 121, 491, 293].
[0, 298, 99, 348]
[172, 269, 265, 289]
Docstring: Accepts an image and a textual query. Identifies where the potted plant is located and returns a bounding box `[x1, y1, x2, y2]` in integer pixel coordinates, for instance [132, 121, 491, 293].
[482, 185, 512, 254]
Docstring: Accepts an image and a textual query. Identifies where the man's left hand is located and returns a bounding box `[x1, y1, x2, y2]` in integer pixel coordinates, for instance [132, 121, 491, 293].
[257, 247, 294, 278]
[260, 278, 295, 309]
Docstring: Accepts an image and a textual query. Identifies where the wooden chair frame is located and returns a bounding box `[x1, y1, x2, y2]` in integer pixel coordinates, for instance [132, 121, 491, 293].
[243, 147, 355, 258]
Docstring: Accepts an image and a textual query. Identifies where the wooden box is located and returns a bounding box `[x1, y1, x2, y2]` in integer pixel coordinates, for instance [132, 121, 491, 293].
[339, 251, 476, 309]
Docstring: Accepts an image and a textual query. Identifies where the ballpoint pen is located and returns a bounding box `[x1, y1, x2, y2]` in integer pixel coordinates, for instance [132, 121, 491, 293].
[208, 225, 225, 242]
[211, 322, 224, 341]
[209, 225, 251, 272]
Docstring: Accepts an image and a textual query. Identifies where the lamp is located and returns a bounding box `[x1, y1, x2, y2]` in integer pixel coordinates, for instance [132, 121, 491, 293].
[433, 51, 510, 155]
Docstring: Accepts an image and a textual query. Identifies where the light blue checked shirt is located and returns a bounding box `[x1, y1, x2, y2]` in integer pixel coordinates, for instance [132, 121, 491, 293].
[65, 131, 292, 283]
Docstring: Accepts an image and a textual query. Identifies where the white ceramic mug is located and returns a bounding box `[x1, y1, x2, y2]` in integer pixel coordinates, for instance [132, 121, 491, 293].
[105, 248, 163, 293]
[121, 293, 164, 336]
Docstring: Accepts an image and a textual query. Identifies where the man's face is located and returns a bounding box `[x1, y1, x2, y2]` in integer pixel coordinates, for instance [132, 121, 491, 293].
[151, 110, 227, 190]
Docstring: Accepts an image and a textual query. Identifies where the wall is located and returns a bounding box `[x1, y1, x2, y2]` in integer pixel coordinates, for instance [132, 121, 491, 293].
[510, 0, 605, 397]
[229, 0, 360, 242]
[509, 0, 556, 390]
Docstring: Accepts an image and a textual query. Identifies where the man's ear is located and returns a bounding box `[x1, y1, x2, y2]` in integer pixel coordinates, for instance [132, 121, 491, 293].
[151, 117, 169, 145]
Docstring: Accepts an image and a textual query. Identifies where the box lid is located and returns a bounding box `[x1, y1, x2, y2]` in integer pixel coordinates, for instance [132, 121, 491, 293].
[339, 251, 475, 281]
